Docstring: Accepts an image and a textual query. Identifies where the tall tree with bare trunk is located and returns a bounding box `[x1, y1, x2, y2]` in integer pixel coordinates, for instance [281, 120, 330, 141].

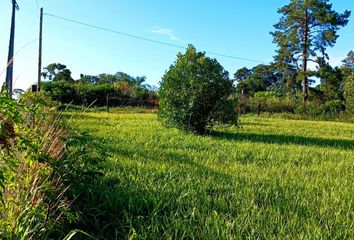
[272, 0, 350, 104]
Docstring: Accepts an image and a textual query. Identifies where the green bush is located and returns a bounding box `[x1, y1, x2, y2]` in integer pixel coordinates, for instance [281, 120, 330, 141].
[294, 100, 344, 118]
[247, 92, 298, 114]
[241, 92, 348, 120]
[323, 100, 344, 115]
[42, 80, 76, 104]
[159, 45, 237, 134]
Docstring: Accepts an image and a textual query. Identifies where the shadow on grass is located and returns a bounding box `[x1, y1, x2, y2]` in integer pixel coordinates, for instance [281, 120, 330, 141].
[210, 131, 354, 150]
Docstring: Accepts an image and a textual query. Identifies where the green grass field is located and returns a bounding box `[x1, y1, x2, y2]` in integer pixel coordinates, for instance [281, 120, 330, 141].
[71, 112, 354, 239]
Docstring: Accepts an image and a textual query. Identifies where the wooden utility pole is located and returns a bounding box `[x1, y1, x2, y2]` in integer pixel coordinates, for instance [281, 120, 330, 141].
[5, 0, 19, 97]
[37, 7, 43, 92]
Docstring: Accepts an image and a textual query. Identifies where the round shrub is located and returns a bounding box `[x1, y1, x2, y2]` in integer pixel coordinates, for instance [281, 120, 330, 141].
[159, 45, 237, 134]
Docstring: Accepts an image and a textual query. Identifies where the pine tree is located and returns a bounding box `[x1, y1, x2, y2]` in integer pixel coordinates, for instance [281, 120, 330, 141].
[272, 0, 350, 103]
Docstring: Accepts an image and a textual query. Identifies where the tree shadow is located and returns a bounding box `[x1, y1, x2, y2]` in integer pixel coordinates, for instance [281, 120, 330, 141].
[210, 131, 354, 150]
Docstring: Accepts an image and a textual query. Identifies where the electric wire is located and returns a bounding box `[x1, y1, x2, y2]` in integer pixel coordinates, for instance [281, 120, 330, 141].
[43, 12, 267, 64]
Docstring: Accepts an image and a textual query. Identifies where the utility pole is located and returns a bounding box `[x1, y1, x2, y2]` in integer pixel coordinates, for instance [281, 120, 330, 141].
[37, 7, 43, 92]
[5, 0, 19, 97]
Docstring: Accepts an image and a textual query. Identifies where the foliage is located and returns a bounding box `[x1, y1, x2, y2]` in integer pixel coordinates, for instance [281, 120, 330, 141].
[71, 112, 354, 239]
[316, 58, 344, 101]
[42, 80, 77, 103]
[294, 99, 344, 117]
[239, 91, 350, 121]
[251, 94, 297, 114]
[344, 73, 354, 113]
[0, 91, 104, 239]
[235, 64, 284, 95]
[42, 63, 73, 82]
[341, 50, 354, 77]
[159, 45, 237, 134]
[74, 83, 114, 106]
[254, 91, 282, 99]
[272, 0, 350, 102]
[41, 64, 158, 108]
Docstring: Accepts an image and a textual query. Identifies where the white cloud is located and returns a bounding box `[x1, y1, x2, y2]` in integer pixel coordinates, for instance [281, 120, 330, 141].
[150, 27, 186, 43]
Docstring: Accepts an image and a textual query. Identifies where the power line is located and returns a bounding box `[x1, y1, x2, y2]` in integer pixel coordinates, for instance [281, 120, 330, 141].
[35, 0, 39, 9]
[0, 38, 38, 78]
[43, 12, 266, 64]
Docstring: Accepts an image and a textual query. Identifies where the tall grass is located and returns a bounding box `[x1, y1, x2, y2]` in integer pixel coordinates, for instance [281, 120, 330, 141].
[0, 92, 103, 239]
[70, 112, 354, 239]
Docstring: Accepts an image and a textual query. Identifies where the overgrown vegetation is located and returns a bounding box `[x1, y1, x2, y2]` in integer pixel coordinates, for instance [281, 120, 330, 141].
[41, 65, 158, 108]
[0, 92, 104, 239]
[159, 45, 238, 134]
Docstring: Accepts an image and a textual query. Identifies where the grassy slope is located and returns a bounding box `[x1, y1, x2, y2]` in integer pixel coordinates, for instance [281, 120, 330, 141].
[72, 113, 354, 239]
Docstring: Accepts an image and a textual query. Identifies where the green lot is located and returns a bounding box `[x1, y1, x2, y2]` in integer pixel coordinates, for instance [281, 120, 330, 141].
[71, 113, 354, 239]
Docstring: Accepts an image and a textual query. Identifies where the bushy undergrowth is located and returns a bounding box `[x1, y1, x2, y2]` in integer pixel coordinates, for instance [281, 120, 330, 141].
[42, 80, 158, 108]
[241, 93, 352, 121]
[0, 92, 104, 239]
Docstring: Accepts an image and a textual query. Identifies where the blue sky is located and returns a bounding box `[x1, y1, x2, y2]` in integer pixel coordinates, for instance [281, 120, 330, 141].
[1, 0, 353, 90]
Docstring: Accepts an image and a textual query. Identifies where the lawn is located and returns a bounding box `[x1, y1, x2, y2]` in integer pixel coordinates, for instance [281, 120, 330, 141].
[71, 112, 354, 239]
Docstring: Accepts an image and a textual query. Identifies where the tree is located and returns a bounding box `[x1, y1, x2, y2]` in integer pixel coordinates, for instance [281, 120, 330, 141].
[96, 74, 118, 85]
[272, 0, 350, 103]
[79, 74, 100, 84]
[234, 67, 252, 94]
[273, 48, 300, 96]
[42, 63, 73, 82]
[235, 64, 282, 95]
[159, 45, 237, 134]
[343, 73, 354, 113]
[341, 51, 354, 78]
[342, 51, 354, 69]
[316, 58, 344, 101]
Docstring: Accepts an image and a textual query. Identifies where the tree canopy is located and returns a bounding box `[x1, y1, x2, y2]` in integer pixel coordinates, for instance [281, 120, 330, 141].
[272, 0, 350, 102]
[159, 45, 237, 134]
[42, 63, 73, 82]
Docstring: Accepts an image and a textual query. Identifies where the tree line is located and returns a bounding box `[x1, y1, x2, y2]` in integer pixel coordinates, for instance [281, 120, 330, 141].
[235, 0, 353, 116]
[40, 0, 353, 117]
[41, 63, 159, 107]
[235, 51, 354, 115]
